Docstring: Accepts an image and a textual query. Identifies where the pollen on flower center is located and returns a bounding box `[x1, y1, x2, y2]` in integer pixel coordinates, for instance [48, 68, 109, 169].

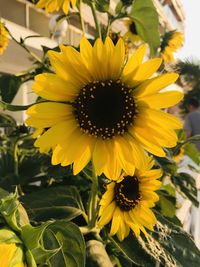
[73, 80, 137, 139]
[114, 176, 141, 211]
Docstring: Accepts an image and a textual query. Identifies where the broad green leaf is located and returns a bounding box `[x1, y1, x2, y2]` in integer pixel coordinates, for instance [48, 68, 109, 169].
[184, 142, 200, 164]
[44, 221, 86, 267]
[0, 191, 29, 231]
[130, 0, 160, 56]
[159, 194, 176, 218]
[173, 173, 199, 207]
[154, 215, 200, 267]
[21, 222, 60, 265]
[21, 186, 86, 222]
[157, 186, 176, 218]
[110, 234, 157, 266]
[0, 74, 22, 103]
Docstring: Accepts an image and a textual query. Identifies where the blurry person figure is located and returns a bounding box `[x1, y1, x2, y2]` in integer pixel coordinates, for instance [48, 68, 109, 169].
[184, 98, 200, 151]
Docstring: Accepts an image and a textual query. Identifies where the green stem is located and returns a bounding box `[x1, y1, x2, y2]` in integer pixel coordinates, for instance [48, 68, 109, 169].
[88, 172, 99, 228]
[90, 1, 102, 38]
[79, 0, 85, 34]
[6, 27, 43, 64]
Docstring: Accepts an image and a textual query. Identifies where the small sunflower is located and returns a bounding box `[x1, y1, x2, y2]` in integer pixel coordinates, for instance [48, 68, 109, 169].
[0, 22, 9, 55]
[124, 19, 141, 44]
[98, 156, 162, 241]
[161, 31, 184, 63]
[36, 0, 76, 14]
[26, 37, 183, 180]
[173, 147, 184, 163]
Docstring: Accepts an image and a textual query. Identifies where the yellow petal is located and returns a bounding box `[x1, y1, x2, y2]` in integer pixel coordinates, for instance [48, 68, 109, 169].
[129, 58, 162, 86]
[80, 36, 93, 69]
[98, 201, 116, 227]
[130, 126, 166, 157]
[34, 119, 76, 153]
[147, 108, 182, 129]
[32, 73, 78, 101]
[93, 139, 109, 176]
[110, 38, 125, 79]
[110, 207, 121, 236]
[134, 73, 179, 98]
[139, 91, 183, 109]
[122, 44, 147, 77]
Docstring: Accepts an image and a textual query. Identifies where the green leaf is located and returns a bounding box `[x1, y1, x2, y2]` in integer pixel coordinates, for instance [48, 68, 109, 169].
[154, 215, 200, 267]
[130, 0, 160, 56]
[44, 221, 86, 267]
[83, 0, 110, 12]
[21, 222, 60, 265]
[110, 234, 157, 266]
[95, 0, 110, 12]
[0, 74, 22, 103]
[0, 100, 32, 111]
[173, 173, 199, 207]
[184, 142, 200, 164]
[0, 190, 29, 231]
[21, 186, 87, 222]
[159, 194, 176, 218]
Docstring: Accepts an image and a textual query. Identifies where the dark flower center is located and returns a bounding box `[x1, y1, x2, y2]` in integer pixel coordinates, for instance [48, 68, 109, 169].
[130, 22, 137, 35]
[73, 81, 137, 139]
[114, 176, 141, 211]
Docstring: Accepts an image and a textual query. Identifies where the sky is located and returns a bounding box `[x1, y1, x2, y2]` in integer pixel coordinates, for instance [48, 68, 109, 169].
[176, 0, 200, 60]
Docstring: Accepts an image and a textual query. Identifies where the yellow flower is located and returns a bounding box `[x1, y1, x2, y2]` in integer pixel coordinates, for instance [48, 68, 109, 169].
[0, 22, 9, 55]
[173, 147, 184, 163]
[36, 0, 76, 14]
[98, 156, 162, 241]
[161, 31, 184, 63]
[0, 243, 25, 267]
[26, 37, 183, 180]
[124, 20, 141, 44]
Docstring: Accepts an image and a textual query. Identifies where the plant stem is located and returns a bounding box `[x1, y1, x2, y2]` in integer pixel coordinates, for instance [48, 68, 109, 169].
[6, 27, 43, 64]
[88, 171, 99, 228]
[90, 1, 102, 39]
[79, 0, 85, 34]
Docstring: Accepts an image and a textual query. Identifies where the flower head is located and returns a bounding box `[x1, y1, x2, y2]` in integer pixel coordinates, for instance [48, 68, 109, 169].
[161, 31, 184, 63]
[173, 147, 184, 163]
[98, 156, 162, 241]
[36, 0, 76, 14]
[26, 37, 182, 180]
[0, 22, 9, 55]
[124, 20, 141, 44]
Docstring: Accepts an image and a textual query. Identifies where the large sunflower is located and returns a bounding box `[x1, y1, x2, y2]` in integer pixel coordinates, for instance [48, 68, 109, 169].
[0, 22, 9, 55]
[26, 37, 183, 180]
[98, 156, 162, 241]
[36, 0, 76, 14]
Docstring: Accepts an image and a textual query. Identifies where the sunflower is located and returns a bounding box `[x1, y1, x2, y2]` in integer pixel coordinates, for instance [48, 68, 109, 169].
[0, 243, 25, 267]
[98, 156, 162, 241]
[161, 31, 184, 63]
[36, 0, 76, 14]
[26, 37, 183, 180]
[0, 22, 9, 55]
[124, 19, 141, 44]
[173, 147, 184, 163]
